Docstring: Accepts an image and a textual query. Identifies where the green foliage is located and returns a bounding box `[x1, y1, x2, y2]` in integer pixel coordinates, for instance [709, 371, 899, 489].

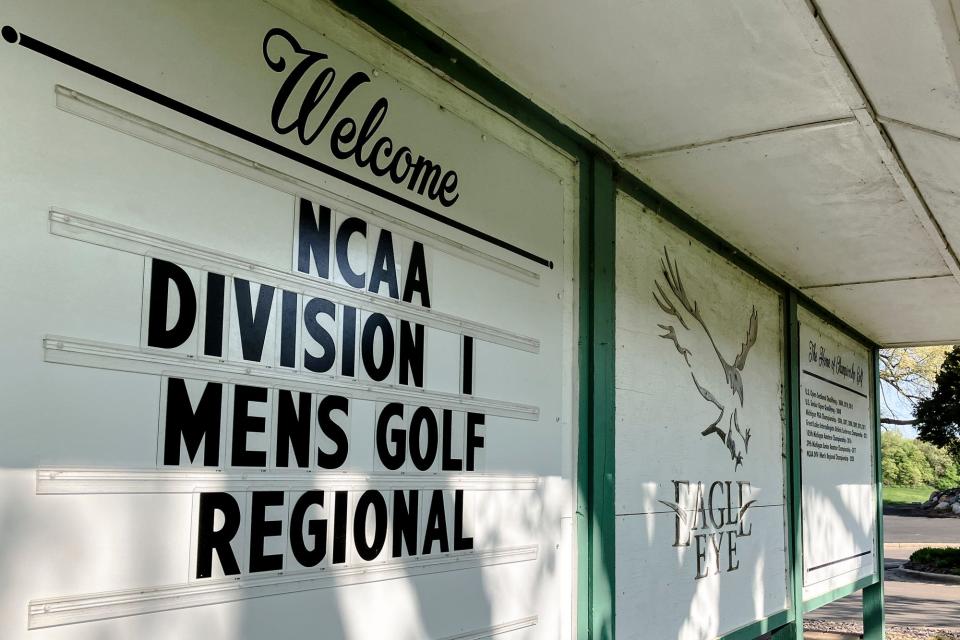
[918, 440, 960, 488]
[916, 346, 960, 458]
[881, 431, 960, 490]
[883, 484, 935, 506]
[908, 547, 960, 575]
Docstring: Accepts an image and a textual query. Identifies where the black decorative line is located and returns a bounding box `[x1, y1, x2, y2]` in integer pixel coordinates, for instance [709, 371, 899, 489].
[806, 550, 871, 572]
[801, 369, 868, 399]
[1, 25, 553, 270]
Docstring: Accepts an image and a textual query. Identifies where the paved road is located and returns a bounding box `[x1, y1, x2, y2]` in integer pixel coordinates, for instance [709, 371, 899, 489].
[884, 512, 960, 544]
[806, 568, 960, 629]
[806, 513, 960, 630]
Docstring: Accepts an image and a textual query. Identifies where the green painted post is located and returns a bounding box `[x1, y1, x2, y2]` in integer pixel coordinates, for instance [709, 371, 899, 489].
[772, 291, 805, 640]
[576, 156, 594, 640]
[863, 347, 885, 639]
[589, 157, 617, 639]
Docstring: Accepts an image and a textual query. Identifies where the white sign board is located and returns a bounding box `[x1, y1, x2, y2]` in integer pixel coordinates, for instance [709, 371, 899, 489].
[615, 195, 789, 640]
[799, 308, 877, 601]
[0, 1, 576, 638]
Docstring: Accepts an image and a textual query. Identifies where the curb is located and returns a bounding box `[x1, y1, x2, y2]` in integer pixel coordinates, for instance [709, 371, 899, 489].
[885, 542, 960, 549]
[898, 566, 960, 584]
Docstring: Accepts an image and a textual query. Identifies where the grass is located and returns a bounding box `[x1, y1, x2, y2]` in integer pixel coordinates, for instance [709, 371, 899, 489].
[884, 484, 935, 506]
[908, 547, 960, 575]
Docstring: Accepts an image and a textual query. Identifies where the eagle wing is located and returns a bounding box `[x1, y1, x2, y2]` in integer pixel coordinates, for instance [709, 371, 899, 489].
[733, 306, 758, 371]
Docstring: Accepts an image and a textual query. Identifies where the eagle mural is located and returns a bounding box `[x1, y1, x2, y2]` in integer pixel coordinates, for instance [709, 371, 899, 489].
[652, 247, 759, 470]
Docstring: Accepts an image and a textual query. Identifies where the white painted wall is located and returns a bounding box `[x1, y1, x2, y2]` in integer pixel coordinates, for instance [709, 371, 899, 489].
[615, 194, 789, 639]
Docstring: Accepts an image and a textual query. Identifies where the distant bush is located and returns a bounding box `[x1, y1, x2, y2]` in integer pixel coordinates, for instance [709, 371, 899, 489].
[882, 431, 960, 490]
[907, 547, 960, 575]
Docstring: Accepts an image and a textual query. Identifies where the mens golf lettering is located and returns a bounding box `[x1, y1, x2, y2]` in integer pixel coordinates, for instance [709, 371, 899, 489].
[161, 378, 485, 472]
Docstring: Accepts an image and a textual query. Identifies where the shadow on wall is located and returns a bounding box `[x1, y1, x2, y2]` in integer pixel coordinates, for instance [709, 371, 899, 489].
[0, 468, 575, 640]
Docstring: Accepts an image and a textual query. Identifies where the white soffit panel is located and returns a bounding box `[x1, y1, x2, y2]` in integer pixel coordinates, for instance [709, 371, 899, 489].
[805, 276, 960, 345]
[886, 123, 960, 257]
[818, 0, 960, 139]
[627, 120, 950, 287]
[396, 0, 851, 154]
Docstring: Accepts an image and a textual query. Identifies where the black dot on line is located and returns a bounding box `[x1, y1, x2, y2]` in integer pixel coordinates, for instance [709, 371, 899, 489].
[548, 260, 554, 269]
[1, 26, 17, 44]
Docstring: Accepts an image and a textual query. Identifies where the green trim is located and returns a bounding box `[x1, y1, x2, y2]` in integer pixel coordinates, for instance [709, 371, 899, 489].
[719, 611, 792, 640]
[589, 157, 617, 639]
[802, 575, 879, 613]
[779, 291, 806, 639]
[863, 347, 885, 639]
[576, 155, 594, 640]
[863, 582, 884, 640]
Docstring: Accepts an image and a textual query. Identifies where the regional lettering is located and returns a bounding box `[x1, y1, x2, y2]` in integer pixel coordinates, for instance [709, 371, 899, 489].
[195, 488, 474, 579]
[263, 28, 460, 207]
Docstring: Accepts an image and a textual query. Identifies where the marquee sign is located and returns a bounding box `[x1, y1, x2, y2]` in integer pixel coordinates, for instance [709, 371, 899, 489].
[0, 1, 575, 638]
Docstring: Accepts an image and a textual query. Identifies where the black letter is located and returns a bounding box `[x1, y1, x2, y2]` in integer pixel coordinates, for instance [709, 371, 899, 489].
[196, 492, 241, 579]
[409, 406, 438, 471]
[203, 273, 225, 357]
[368, 230, 399, 299]
[317, 395, 349, 469]
[335, 217, 367, 288]
[297, 199, 331, 278]
[441, 410, 463, 472]
[361, 313, 395, 381]
[402, 242, 431, 308]
[234, 279, 275, 363]
[353, 490, 387, 561]
[453, 490, 473, 551]
[303, 297, 337, 373]
[466, 413, 485, 471]
[332, 490, 349, 564]
[399, 321, 424, 388]
[249, 491, 285, 573]
[163, 378, 222, 466]
[289, 491, 327, 567]
[461, 335, 474, 395]
[376, 402, 405, 470]
[231, 385, 268, 467]
[422, 490, 449, 555]
[341, 305, 357, 376]
[276, 389, 311, 468]
[147, 259, 196, 349]
[392, 490, 419, 557]
[279, 290, 298, 368]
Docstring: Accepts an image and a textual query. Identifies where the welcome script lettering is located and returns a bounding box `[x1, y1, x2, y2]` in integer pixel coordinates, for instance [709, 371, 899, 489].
[263, 28, 460, 207]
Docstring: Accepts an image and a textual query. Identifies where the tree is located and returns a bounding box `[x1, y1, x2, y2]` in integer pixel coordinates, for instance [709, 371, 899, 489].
[881, 431, 960, 489]
[880, 346, 951, 427]
[915, 346, 960, 458]
[881, 432, 930, 486]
